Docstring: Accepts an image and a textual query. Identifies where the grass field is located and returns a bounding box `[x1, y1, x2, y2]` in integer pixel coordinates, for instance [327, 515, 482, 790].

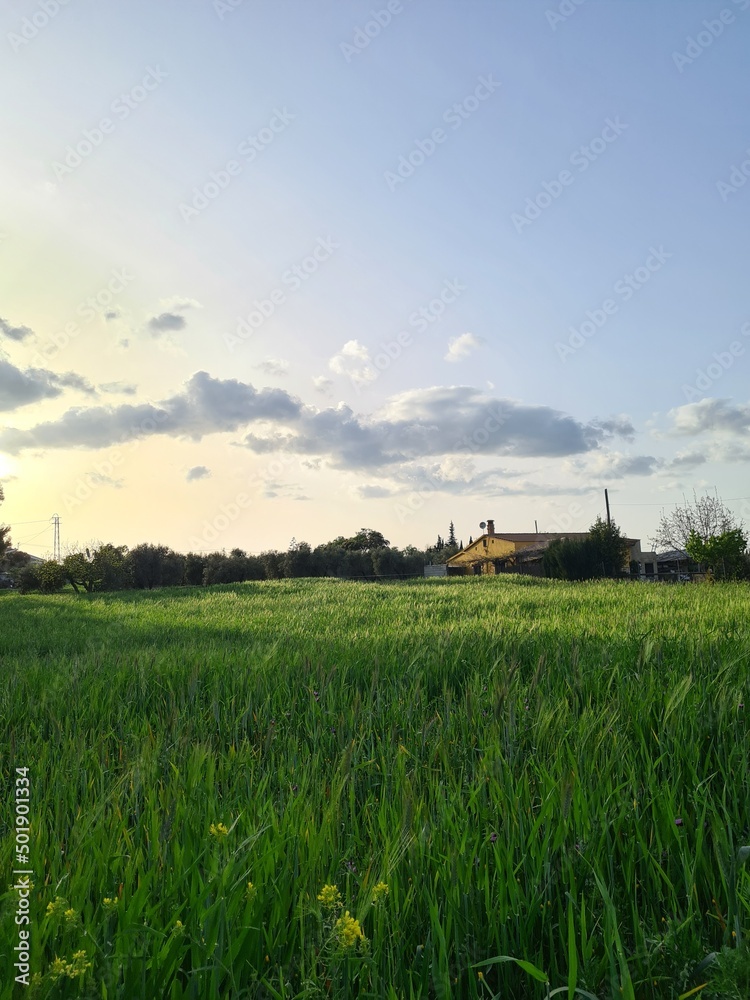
[1, 576, 749, 999]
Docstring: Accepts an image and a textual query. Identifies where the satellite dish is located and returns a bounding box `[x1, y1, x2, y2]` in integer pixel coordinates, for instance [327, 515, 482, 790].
[479, 521, 486, 529]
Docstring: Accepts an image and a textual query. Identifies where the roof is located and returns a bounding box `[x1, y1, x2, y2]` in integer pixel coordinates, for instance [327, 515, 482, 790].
[489, 532, 590, 542]
[656, 549, 689, 562]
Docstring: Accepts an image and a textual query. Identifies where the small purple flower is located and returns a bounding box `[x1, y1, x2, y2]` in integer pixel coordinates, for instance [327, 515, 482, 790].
[313, 690, 320, 701]
[345, 860, 358, 873]
[291, 784, 298, 793]
[674, 817, 683, 827]
[330, 726, 336, 734]
[490, 832, 498, 843]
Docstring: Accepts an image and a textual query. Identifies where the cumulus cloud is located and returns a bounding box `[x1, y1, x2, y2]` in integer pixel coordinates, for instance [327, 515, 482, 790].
[186, 465, 211, 481]
[0, 317, 34, 342]
[444, 332, 484, 363]
[392, 460, 596, 499]
[257, 358, 290, 376]
[148, 312, 187, 335]
[328, 340, 376, 384]
[0, 371, 300, 452]
[98, 381, 137, 395]
[162, 297, 202, 312]
[0, 372, 633, 481]
[146, 297, 202, 337]
[668, 398, 750, 436]
[667, 451, 707, 470]
[579, 452, 662, 479]
[312, 376, 334, 395]
[87, 471, 124, 489]
[0, 359, 95, 412]
[352, 484, 395, 499]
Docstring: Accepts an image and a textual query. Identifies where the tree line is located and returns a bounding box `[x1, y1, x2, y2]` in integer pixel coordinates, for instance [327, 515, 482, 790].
[1, 489, 747, 594]
[7, 528, 438, 594]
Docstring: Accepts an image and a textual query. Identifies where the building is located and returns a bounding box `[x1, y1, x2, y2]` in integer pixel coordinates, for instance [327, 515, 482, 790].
[445, 520, 643, 577]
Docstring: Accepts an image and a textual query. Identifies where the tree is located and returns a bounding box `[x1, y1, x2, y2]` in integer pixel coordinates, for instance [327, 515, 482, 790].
[448, 521, 457, 547]
[652, 491, 741, 554]
[686, 527, 748, 580]
[283, 539, 315, 578]
[544, 518, 629, 580]
[342, 528, 390, 551]
[91, 543, 130, 590]
[62, 551, 98, 593]
[38, 560, 66, 593]
[127, 544, 184, 589]
[588, 516, 630, 577]
[0, 483, 11, 563]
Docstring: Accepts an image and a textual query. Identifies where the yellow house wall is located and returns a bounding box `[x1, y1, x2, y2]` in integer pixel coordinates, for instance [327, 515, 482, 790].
[446, 536, 517, 568]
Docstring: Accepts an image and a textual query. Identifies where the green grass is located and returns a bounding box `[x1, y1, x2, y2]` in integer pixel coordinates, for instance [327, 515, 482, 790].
[1, 576, 749, 999]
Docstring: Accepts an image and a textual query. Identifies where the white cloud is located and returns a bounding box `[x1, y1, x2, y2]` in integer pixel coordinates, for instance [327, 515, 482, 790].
[328, 339, 376, 383]
[257, 358, 290, 376]
[312, 375, 334, 395]
[444, 332, 484, 363]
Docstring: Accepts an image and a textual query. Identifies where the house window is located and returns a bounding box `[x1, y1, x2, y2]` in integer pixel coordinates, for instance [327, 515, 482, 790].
[645, 562, 654, 575]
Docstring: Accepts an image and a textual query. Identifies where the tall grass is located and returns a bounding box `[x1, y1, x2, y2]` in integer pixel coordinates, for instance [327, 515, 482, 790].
[1, 577, 749, 998]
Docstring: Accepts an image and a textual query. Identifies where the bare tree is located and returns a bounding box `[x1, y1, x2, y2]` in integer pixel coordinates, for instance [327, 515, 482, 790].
[651, 491, 741, 553]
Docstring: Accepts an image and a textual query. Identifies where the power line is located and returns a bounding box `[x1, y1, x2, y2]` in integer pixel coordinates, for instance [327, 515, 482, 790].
[615, 495, 750, 506]
[3, 519, 52, 526]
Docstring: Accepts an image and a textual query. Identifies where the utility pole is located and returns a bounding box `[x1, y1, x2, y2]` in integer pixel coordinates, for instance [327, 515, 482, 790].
[534, 520, 538, 533]
[604, 489, 611, 526]
[51, 513, 61, 562]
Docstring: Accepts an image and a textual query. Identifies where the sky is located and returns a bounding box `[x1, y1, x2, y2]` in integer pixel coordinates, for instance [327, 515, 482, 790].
[2, 0, 749, 558]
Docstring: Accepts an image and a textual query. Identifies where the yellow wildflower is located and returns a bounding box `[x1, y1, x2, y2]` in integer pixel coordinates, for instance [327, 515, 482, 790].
[246, 881, 257, 902]
[68, 950, 92, 976]
[371, 881, 389, 904]
[49, 957, 68, 981]
[317, 883, 342, 910]
[46, 896, 68, 919]
[64, 907, 78, 925]
[209, 822, 229, 838]
[173, 920, 185, 935]
[102, 897, 118, 912]
[334, 910, 366, 949]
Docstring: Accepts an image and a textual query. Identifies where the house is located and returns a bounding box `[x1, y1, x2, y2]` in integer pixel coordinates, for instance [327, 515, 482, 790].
[445, 520, 642, 577]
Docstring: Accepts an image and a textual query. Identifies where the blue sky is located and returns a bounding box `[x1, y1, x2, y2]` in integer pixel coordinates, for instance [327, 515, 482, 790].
[2, 0, 749, 556]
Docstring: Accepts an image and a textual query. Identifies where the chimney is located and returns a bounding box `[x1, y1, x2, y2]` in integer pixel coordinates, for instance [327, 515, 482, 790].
[486, 519, 495, 537]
